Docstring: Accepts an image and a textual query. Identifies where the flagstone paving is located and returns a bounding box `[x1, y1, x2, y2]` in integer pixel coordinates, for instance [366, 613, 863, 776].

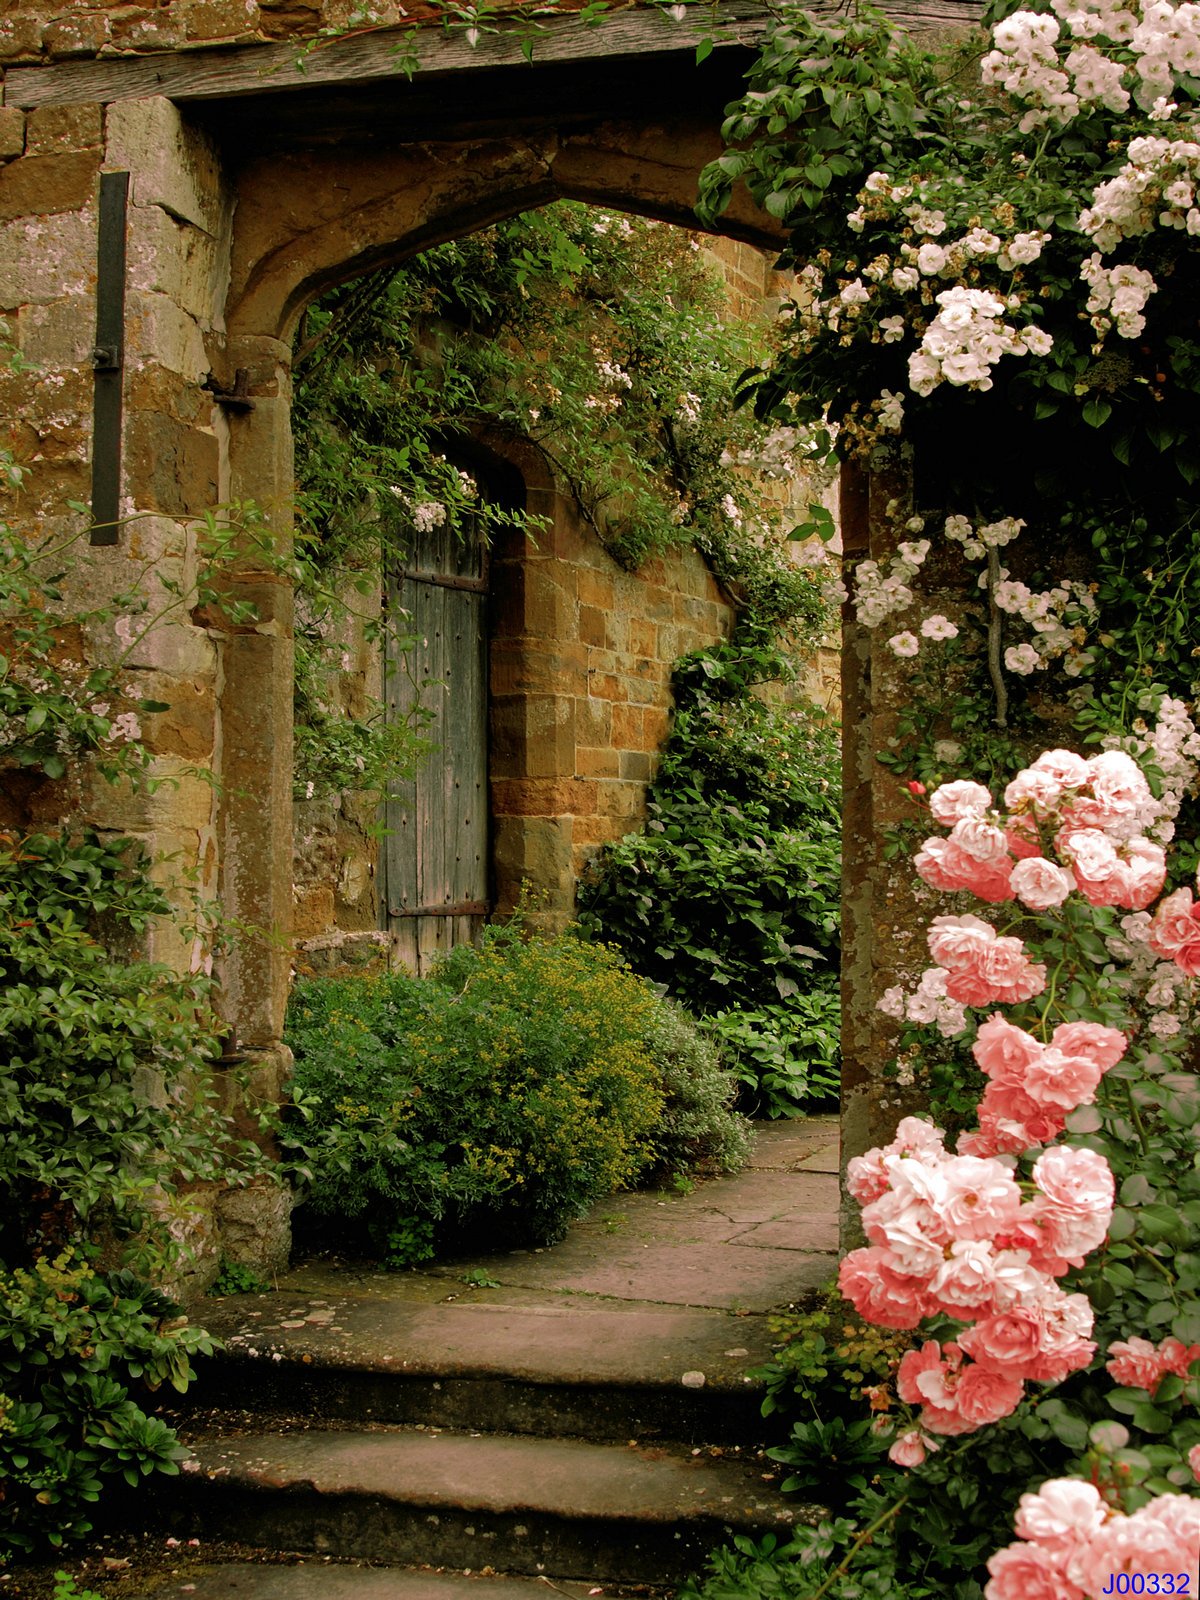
[101, 1118, 840, 1600]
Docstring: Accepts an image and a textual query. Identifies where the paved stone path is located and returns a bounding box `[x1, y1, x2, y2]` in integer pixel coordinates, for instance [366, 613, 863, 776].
[129, 1118, 840, 1599]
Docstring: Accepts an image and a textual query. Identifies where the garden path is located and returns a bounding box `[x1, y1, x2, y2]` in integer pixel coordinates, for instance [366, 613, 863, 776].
[129, 1119, 840, 1599]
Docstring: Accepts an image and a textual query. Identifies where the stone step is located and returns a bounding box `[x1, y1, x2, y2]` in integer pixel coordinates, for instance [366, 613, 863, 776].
[187, 1292, 775, 1445]
[134, 1565, 632, 1600]
[154, 1425, 802, 1585]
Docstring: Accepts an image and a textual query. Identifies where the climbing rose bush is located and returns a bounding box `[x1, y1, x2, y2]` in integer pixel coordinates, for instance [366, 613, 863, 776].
[839, 725, 1199, 1573]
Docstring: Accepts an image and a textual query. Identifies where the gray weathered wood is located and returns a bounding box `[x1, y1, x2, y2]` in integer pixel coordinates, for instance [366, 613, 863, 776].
[385, 504, 489, 976]
[4, 0, 984, 110]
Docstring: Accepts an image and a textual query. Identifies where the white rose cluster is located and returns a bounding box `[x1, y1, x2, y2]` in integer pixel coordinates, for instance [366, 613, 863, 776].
[908, 287, 1054, 396]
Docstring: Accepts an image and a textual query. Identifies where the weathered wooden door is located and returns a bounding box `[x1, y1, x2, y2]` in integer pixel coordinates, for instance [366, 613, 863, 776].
[383, 509, 489, 973]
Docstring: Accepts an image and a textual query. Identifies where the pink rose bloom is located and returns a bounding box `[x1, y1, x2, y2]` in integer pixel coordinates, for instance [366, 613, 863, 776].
[1022, 1047, 1103, 1111]
[995, 1210, 1074, 1277]
[897, 1340, 960, 1406]
[1157, 1336, 1200, 1379]
[973, 1013, 1044, 1084]
[1149, 886, 1200, 975]
[1190, 1442, 1200, 1483]
[928, 913, 998, 964]
[837, 1246, 930, 1329]
[1005, 814, 1045, 858]
[1061, 748, 1153, 831]
[1010, 855, 1074, 910]
[950, 815, 1012, 864]
[985, 1541, 1082, 1600]
[1033, 750, 1092, 787]
[929, 779, 993, 825]
[888, 1428, 939, 1467]
[929, 1240, 1000, 1318]
[953, 1362, 1025, 1427]
[1049, 1020, 1127, 1071]
[915, 839, 1015, 901]
[1032, 1145, 1115, 1214]
[1069, 1494, 1200, 1600]
[943, 937, 1047, 1006]
[845, 1150, 892, 1205]
[1026, 1289, 1096, 1381]
[1058, 828, 1124, 905]
[934, 1155, 1023, 1240]
[960, 1307, 1045, 1375]
[1115, 835, 1167, 910]
[1013, 1477, 1107, 1559]
[1107, 1335, 1169, 1392]
[862, 1189, 946, 1278]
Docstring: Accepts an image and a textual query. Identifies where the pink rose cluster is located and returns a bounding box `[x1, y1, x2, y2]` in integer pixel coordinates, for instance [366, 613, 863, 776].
[985, 1479, 1199, 1600]
[926, 914, 1048, 1007]
[1105, 1334, 1200, 1396]
[914, 749, 1169, 917]
[960, 1011, 1129, 1159]
[1148, 878, 1200, 976]
[841, 1119, 1111, 1450]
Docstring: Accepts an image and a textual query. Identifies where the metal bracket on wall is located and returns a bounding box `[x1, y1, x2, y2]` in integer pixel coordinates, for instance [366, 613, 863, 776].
[202, 368, 256, 413]
[90, 170, 130, 547]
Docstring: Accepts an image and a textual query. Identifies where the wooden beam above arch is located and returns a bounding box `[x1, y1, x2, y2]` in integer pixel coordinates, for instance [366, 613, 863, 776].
[4, 0, 984, 114]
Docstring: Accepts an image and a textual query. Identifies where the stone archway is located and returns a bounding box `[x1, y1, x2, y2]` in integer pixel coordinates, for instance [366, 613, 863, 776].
[1, 0, 980, 1263]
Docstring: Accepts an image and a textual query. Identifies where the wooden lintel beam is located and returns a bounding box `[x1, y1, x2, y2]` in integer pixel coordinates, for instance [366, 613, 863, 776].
[3, 0, 983, 111]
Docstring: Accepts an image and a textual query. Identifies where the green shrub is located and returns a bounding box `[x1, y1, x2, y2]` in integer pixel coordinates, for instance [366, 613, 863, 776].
[0, 830, 257, 1264]
[0, 1251, 216, 1557]
[283, 926, 751, 1260]
[577, 633, 842, 1115]
[642, 999, 753, 1180]
[706, 988, 841, 1119]
[283, 925, 667, 1256]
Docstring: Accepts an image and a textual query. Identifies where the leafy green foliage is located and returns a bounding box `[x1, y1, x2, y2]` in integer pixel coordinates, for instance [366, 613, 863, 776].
[578, 632, 842, 1115]
[640, 998, 753, 1181]
[0, 830, 262, 1266]
[284, 924, 729, 1256]
[0, 1252, 215, 1557]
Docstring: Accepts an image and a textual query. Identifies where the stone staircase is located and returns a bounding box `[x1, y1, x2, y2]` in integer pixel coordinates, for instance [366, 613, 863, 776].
[129, 1122, 838, 1599]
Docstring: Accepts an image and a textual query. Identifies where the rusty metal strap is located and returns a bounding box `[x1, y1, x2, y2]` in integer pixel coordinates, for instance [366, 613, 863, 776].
[397, 569, 487, 593]
[90, 170, 130, 547]
[389, 901, 490, 918]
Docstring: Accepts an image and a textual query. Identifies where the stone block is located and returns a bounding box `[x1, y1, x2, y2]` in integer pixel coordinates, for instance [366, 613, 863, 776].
[574, 695, 611, 747]
[124, 289, 209, 379]
[576, 746, 620, 779]
[620, 749, 653, 783]
[216, 1180, 293, 1276]
[16, 295, 94, 366]
[578, 569, 614, 610]
[26, 104, 104, 154]
[41, 13, 111, 57]
[611, 702, 644, 750]
[124, 201, 229, 323]
[491, 776, 597, 819]
[184, 0, 265, 43]
[105, 98, 225, 235]
[0, 15, 44, 61]
[493, 814, 574, 896]
[142, 678, 217, 761]
[587, 671, 626, 703]
[0, 151, 100, 223]
[0, 108, 26, 164]
[0, 210, 96, 306]
[293, 884, 335, 938]
[579, 603, 607, 648]
[628, 616, 657, 658]
[123, 411, 219, 514]
[106, 6, 187, 53]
